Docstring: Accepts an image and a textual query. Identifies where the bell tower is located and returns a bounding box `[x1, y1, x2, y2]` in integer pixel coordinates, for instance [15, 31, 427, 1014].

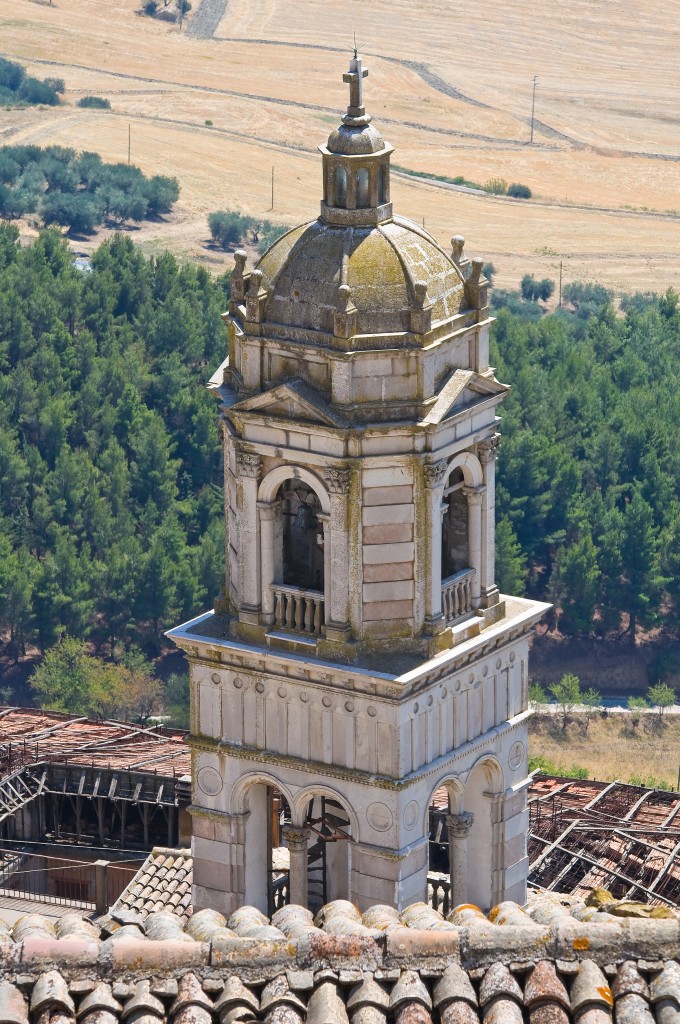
[167, 56, 548, 916]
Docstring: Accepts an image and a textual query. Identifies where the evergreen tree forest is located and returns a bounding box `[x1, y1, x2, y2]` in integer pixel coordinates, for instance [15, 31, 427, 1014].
[0, 222, 679, 672]
[0, 224, 226, 662]
[491, 288, 680, 643]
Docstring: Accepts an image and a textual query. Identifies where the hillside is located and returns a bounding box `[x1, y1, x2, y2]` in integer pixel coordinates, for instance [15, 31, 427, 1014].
[1, 0, 680, 291]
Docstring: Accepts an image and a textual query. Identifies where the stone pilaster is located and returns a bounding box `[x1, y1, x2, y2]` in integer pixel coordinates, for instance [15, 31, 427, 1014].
[323, 467, 351, 641]
[423, 459, 448, 627]
[463, 485, 484, 606]
[234, 446, 262, 624]
[282, 825, 310, 908]
[445, 811, 474, 908]
[478, 434, 501, 607]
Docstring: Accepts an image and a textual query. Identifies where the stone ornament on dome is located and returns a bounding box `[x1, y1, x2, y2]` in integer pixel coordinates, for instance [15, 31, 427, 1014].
[342, 53, 370, 126]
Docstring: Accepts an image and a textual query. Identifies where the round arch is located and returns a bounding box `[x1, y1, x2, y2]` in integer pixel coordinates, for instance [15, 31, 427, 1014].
[445, 451, 483, 490]
[291, 784, 359, 836]
[425, 774, 465, 833]
[231, 770, 296, 817]
[258, 465, 331, 515]
[465, 753, 505, 795]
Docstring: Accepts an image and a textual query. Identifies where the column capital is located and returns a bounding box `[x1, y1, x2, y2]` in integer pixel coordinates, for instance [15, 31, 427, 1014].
[463, 484, 485, 505]
[445, 811, 474, 839]
[257, 500, 281, 522]
[235, 445, 262, 479]
[477, 433, 501, 465]
[424, 459, 448, 489]
[282, 824, 310, 853]
[324, 466, 350, 494]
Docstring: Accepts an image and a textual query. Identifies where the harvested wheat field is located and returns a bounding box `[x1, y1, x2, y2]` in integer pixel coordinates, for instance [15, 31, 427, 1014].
[529, 712, 680, 789]
[1, 0, 680, 290]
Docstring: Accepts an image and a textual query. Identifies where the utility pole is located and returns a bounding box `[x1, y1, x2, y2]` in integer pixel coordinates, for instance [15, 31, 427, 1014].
[270, 166, 275, 211]
[128, 124, 131, 166]
[530, 76, 538, 144]
[559, 260, 563, 307]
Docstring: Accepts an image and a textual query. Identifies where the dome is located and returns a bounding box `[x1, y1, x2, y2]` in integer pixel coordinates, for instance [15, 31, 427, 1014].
[256, 214, 466, 337]
[326, 122, 386, 156]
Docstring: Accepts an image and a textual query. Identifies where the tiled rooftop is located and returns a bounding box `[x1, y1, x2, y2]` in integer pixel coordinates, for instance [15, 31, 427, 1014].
[111, 848, 193, 921]
[0, 896, 678, 1022]
[0, 709, 190, 775]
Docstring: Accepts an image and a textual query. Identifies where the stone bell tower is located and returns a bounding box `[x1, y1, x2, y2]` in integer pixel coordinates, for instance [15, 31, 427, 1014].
[167, 54, 548, 916]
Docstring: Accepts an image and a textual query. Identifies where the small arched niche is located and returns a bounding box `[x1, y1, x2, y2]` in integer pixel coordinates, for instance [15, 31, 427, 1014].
[334, 165, 348, 208]
[356, 167, 370, 208]
[442, 468, 469, 579]
[378, 163, 388, 204]
[278, 480, 324, 591]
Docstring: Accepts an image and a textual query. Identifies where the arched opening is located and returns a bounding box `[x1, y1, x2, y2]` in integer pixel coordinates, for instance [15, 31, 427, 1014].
[465, 761, 499, 910]
[290, 792, 353, 911]
[278, 480, 324, 591]
[242, 781, 291, 914]
[378, 163, 388, 204]
[334, 165, 348, 207]
[442, 468, 468, 578]
[356, 168, 370, 208]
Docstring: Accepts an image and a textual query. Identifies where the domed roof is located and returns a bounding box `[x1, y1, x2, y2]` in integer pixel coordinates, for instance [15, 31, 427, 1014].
[256, 215, 466, 337]
[326, 121, 386, 155]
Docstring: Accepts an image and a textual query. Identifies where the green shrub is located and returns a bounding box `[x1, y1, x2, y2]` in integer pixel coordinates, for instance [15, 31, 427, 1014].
[529, 755, 589, 779]
[0, 58, 25, 92]
[508, 182, 532, 199]
[17, 76, 60, 106]
[78, 96, 111, 109]
[521, 274, 554, 302]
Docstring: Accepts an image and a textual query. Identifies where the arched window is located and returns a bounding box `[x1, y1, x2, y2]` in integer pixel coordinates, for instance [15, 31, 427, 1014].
[378, 163, 388, 204]
[441, 468, 468, 579]
[356, 168, 370, 208]
[278, 480, 324, 591]
[334, 165, 348, 208]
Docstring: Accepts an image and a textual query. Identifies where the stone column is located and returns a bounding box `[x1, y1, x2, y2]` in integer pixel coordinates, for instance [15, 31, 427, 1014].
[257, 500, 280, 625]
[282, 824, 310, 908]
[478, 434, 501, 607]
[463, 486, 484, 606]
[423, 460, 448, 627]
[235, 446, 262, 624]
[323, 467, 351, 641]
[445, 811, 474, 908]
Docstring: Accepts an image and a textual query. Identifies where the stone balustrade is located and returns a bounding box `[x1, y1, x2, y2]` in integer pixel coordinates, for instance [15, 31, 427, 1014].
[271, 584, 325, 636]
[441, 568, 475, 623]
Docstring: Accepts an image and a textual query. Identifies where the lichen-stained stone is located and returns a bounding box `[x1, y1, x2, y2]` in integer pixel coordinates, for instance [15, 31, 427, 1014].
[259, 975, 306, 1024]
[569, 961, 613, 1023]
[615, 993, 655, 1024]
[347, 973, 390, 1024]
[306, 978, 349, 1024]
[612, 961, 650, 1000]
[31, 972, 75, 1018]
[184, 910, 231, 942]
[390, 970, 432, 1024]
[650, 961, 680, 1005]
[120, 982, 165, 1024]
[524, 961, 570, 1024]
[212, 978, 259, 1024]
[478, 963, 523, 1022]
[78, 983, 123, 1024]
[433, 963, 480, 1024]
[0, 981, 29, 1024]
[168, 974, 213, 1024]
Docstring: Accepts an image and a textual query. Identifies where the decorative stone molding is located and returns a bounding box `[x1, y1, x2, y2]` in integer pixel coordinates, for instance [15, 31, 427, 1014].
[445, 811, 474, 839]
[324, 467, 350, 495]
[235, 448, 262, 479]
[424, 460, 448, 489]
[282, 824, 311, 852]
[257, 500, 281, 522]
[463, 485, 485, 506]
[478, 433, 501, 465]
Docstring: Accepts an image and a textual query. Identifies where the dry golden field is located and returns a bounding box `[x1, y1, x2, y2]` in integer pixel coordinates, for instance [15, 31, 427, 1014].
[529, 712, 680, 789]
[1, 0, 680, 290]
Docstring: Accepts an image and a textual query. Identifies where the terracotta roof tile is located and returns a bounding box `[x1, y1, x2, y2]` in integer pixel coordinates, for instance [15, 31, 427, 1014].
[0, 981, 29, 1024]
[569, 961, 613, 1013]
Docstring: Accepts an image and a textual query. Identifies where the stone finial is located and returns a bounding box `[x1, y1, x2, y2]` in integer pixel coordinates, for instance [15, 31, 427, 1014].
[230, 249, 248, 304]
[465, 256, 489, 313]
[451, 235, 465, 265]
[247, 269, 263, 296]
[410, 281, 432, 335]
[333, 284, 357, 341]
[245, 269, 266, 325]
[342, 54, 369, 122]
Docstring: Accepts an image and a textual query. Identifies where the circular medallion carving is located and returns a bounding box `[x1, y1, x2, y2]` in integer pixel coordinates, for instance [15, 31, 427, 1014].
[233, 676, 243, 689]
[468, 672, 475, 684]
[255, 681, 265, 694]
[508, 740, 525, 772]
[367, 706, 377, 718]
[277, 687, 287, 698]
[300, 692, 309, 703]
[322, 695, 332, 708]
[413, 702, 419, 714]
[496, 658, 502, 670]
[211, 672, 220, 684]
[482, 665, 489, 677]
[441, 687, 448, 698]
[403, 800, 419, 831]
[344, 700, 355, 713]
[427, 695, 433, 706]
[509, 652, 516, 664]
[367, 801, 393, 832]
[197, 766, 223, 797]
[454, 681, 461, 692]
